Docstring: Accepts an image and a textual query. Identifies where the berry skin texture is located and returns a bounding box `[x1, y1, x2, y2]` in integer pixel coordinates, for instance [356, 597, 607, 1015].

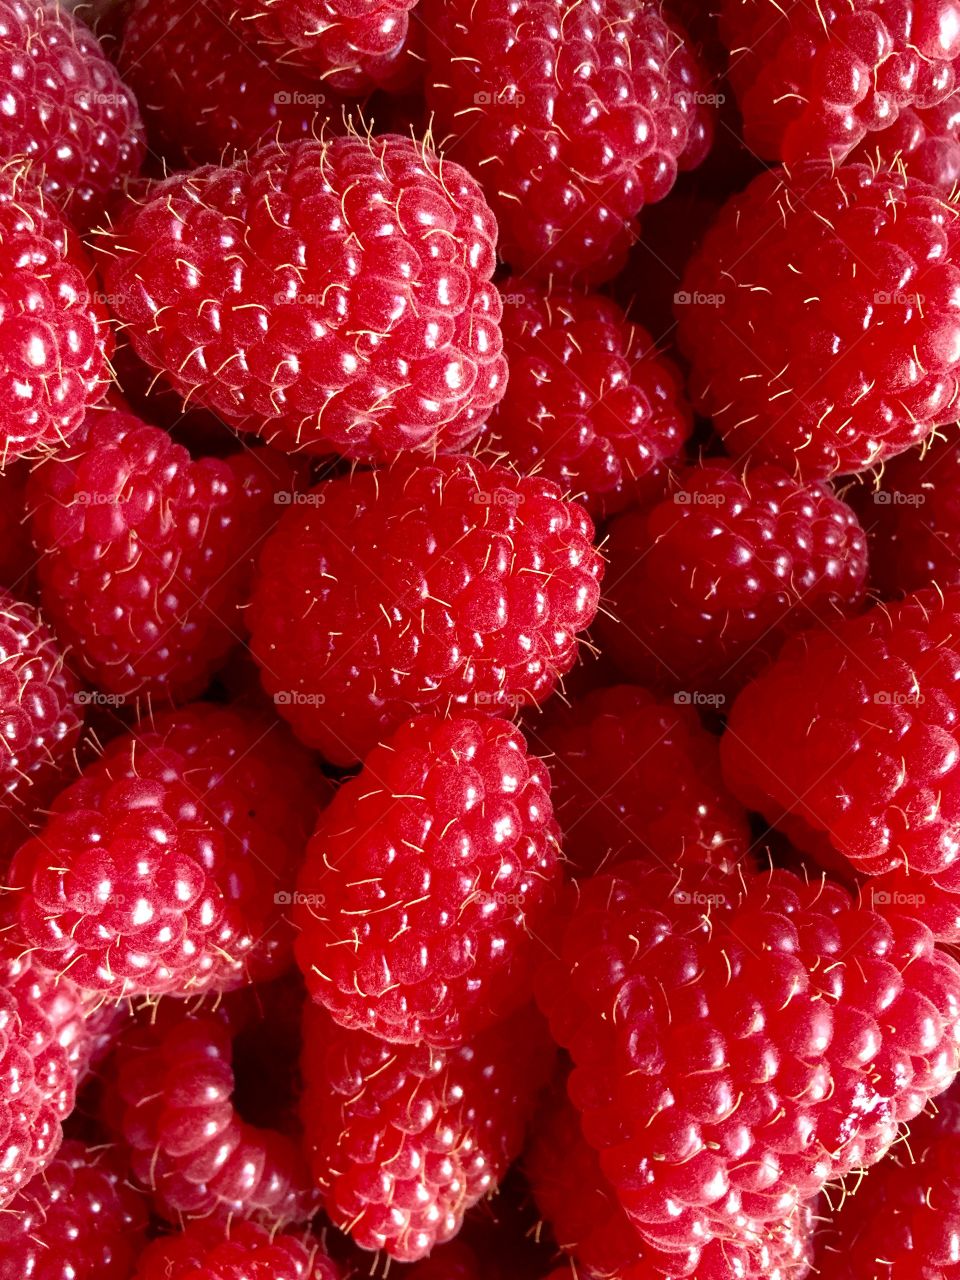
[294, 714, 560, 1046]
[250, 455, 603, 766]
[100, 133, 506, 462]
[595, 461, 869, 697]
[536, 861, 960, 1269]
[0, 1140, 148, 1280]
[27, 407, 296, 702]
[482, 282, 691, 520]
[6, 702, 328, 997]
[851, 91, 960, 193]
[300, 1001, 554, 1261]
[677, 163, 960, 479]
[424, 0, 713, 284]
[531, 683, 751, 880]
[132, 1220, 340, 1280]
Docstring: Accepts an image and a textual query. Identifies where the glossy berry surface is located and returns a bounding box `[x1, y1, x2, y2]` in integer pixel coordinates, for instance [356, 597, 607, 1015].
[100, 133, 506, 461]
[250, 456, 602, 766]
[482, 281, 691, 519]
[678, 163, 960, 479]
[6, 702, 326, 996]
[596, 461, 869, 696]
[424, 0, 714, 283]
[132, 1220, 340, 1280]
[851, 90, 960, 192]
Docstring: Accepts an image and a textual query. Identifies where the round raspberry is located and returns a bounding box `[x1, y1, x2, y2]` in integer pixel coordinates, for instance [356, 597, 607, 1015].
[424, 0, 713, 283]
[6, 702, 327, 996]
[481, 282, 691, 519]
[294, 714, 560, 1045]
[852, 91, 960, 192]
[300, 1001, 553, 1260]
[595, 461, 869, 697]
[530, 684, 751, 880]
[0, 1139, 148, 1280]
[536, 861, 960, 1267]
[250, 455, 602, 766]
[677, 163, 960, 479]
[100, 133, 506, 462]
[132, 1220, 340, 1280]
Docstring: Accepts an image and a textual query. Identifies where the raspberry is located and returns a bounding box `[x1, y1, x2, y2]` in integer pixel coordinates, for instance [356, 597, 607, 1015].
[677, 163, 960, 479]
[530, 684, 751, 880]
[6, 702, 327, 996]
[0, 1139, 149, 1280]
[99, 133, 506, 462]
[27, 407, 296, 702]
[405, 1242, 483, 1279]
[481, 282, 691, 519]
[132, 1220, 340, 1280]
[852, 92, 960, 192]
[535, 861, 960, 1267]
[250, 455, 602, 766]
[595, 461, 869, 697]
[0, 0, 144, 228]
[294, 714, 560, 1045]
[300, 1001, 553, 1260]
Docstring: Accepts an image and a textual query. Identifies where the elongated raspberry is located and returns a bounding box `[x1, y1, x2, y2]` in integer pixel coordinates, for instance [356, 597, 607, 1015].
[536, 861, 960, 1266]
[100, 133, 506, 461]
[595, 461, 869, 696]
[482, 282, 691, 519]
[678, 163, 960, 479]
[300, 1001, 553, 1260]
[5, 702, 327, 997]
[250, 455, 602, 766]
[132, 1220, 340, 1280]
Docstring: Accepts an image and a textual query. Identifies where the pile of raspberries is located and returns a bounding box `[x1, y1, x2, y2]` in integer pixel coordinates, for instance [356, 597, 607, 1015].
[10, 0, 960, 1277]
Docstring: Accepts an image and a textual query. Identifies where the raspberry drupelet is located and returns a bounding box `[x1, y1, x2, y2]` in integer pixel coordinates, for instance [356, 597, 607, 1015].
[595, 461, 869, 697]
[481, 281, 691, 520]
[851, 91, 960, 193]
[678, 162, 960, 479]
[423, 0, 714, 283]
[100, 132, 506, 462]
[249, 455, 603, 766]
[132, 1220, 340, 1280]
[294, 714, 560, 1046]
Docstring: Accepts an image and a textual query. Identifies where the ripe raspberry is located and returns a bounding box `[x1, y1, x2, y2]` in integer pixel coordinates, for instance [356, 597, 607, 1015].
[0, 1139, 148, 1280]
[100, 133, 506, 462]
[6, 702, 327, 997]
[27, 407, 297, 702]
[530, 683, 751, 880]
[424, 0, 714, 283]
[481, 282, 691, 519]
[852, 92, 960, 192]
[677, 163, 960, 479]
[132, 1220, 340, 1280]
[536, 861, 960, 1266]
[294, 714, 560, 1045]
[250, 455, 602, 766]
[595, 461, 869, 696]
[300, 1001, 553, 1260]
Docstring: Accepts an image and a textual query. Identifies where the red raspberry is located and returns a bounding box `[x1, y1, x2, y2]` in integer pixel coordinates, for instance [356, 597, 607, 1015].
[6, 702, 327, 997]
[0, 1139, 148, 1280]
[424, 0, 713, 283]
[250, 455, 602, 766]
[677, 163, 960, 479]
[536, 861, 960, 1267]
[481, 282, 691, 519]
[0, 0, 143, 228]
[530, 684, 751, 880]
[99, 133, 506, 462]
[852, 91, 960, 192]
[27, 407, 297, 702]
[300, 1001, 553, 1260]
[294, 714, 560, 1045]
[132, 1220, 340, 1280]
[595, 461, 869, 697]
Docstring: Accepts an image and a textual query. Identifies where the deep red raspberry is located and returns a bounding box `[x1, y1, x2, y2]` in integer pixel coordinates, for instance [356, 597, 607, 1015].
[132, 1220, 340, 1280]
[27, 407, 297, 702]
[100, 133, 506, 462]
[6, 702, 327, 997]
[595, 461, 869, 697]
[424, 0, 713, 283]
[678, 163, 960, 479]
[530, 683, 751, 880]
[405, 1242, 483, 1279]
[852, 91, 960, 192]
[0, 1139, 148, 1280]
[0, 464, 32, 592]
[536, 861, 960, 1266]
[481, 282, 691, 519]
[300, 1001, 553, 1260]
[250, 455, 602, 766]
